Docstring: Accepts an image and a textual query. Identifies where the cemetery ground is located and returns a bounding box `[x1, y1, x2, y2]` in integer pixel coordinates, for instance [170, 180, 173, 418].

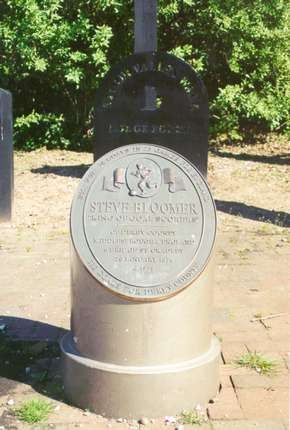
[0, 136, 289, 430]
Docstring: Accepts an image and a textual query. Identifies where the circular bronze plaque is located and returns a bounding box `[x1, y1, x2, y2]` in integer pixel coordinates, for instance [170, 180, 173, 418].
[71, 144, 216, 300]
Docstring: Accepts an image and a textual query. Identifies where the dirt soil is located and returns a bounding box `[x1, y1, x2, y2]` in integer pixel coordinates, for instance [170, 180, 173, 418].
[0, 138, 289, 429]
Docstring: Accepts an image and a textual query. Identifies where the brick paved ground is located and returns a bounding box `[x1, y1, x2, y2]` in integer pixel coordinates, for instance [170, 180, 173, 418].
[0, 143, 289, 429]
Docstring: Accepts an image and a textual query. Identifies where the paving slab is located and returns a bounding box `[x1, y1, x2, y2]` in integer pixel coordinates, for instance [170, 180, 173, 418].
[236, 387, 288, 425]
[207, 386, 244, 420]
[231, 370, 288, 389]
[266, 316, 289, 344]
[212, 420, 286, 430]
[0, 145, 289, 429]
[130, 420, 212, 430]
[219, 373, 234, 390]
[219, 342, 248, 364]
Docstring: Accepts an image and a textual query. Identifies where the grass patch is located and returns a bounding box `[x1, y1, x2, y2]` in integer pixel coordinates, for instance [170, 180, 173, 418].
[253, 312, 263, 320]
[235, 351, 277, 375]
[237, 247, 251, 258]
[219, 249, 230, 258]
[179, 409, 205, 425]
[255, 223, 279, 235]
[14, 398, 53, 424]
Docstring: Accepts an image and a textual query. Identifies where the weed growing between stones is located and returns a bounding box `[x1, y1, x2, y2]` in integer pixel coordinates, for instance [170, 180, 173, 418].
[253, 312, 263, 319]
[14, 398, 53, 423]
[179, 409, 206, 425]
[235, 351, 277, 375]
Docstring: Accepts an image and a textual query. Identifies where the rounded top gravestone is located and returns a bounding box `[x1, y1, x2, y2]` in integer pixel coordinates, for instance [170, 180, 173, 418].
[71, 144, 216, 301]
[94, 52, 209, 177]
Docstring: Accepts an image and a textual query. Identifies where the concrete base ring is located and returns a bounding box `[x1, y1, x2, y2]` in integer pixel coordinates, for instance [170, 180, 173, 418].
[61, 333, 220, 418]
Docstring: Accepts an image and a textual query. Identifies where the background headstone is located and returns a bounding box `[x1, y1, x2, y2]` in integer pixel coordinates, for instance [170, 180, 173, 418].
[0, 89, 13, 222]
[94, 52, 208, 177]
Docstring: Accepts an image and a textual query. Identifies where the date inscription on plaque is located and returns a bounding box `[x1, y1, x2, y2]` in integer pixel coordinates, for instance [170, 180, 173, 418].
[71, 144, 216, 300]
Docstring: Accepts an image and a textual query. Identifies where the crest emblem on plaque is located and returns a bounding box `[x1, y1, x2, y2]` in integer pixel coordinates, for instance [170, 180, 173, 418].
[126, 158, 162, 197]
[102, 158, 186, 196]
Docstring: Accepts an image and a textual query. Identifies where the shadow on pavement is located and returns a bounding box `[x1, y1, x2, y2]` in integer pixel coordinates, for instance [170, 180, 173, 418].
[215, 200, 290, 227]
[0, 316, 67, 342]
[211, 149, 290, 166]
[0, 316, 68, 402]
[31, 164, 90, 178]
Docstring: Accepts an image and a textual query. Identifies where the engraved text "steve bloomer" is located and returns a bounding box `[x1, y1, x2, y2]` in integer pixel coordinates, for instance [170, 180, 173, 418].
[89, 201, 198, 215]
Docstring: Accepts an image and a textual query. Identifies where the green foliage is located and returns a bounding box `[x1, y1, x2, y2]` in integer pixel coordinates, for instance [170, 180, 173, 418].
[14, 112, 69, 150]
[14, 399, 53, 424]
[0, 0, 289, 149]
[0, 0, 118, 149]
[179, 409, 205, 425]
[235, 351, 277, 375]
[159, 0, 290, 141]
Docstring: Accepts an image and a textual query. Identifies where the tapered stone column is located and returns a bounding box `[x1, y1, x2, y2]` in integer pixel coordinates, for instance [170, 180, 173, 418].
[61, 144, 220, 418]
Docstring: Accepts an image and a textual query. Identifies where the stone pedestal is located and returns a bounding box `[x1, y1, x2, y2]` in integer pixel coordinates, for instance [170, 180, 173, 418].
[61, 144, 220, 418]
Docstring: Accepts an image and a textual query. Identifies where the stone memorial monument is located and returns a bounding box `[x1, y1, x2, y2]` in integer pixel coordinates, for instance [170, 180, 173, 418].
[94, 53, 208, 177]
[61, 144, 220, 418]
[0, 89, 13, 222]
[94, 0, 209, 177]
